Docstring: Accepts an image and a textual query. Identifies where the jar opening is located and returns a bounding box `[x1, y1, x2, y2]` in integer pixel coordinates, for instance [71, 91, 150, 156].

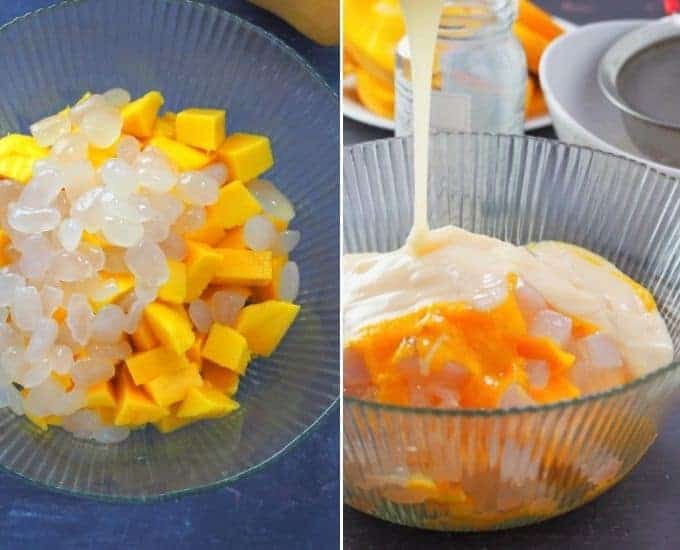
[439, 0, 516, 39]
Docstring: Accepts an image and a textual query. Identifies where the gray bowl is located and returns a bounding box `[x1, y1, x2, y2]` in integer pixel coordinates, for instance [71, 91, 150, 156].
[598, 17, 680, 168]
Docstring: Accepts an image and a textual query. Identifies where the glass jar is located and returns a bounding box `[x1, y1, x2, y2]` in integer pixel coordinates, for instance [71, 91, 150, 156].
[395, 0, 527, 136]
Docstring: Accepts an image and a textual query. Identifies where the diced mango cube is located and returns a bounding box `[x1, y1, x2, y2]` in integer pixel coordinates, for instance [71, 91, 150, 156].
[86, 381, 117, 408]
[0, 155, 36, 183]
[0, 133, 49, 157]
[216, 133, 273, 182]
[202, 361, 240, 395]
[236, 300, 300, 357]
[255, 255, 287, 301]
[91, 273, 134, 311]
[206, 181, 262, 229]
[176, 382, 239, 419]
[153, 405, 197, 433]
[158, 260, 187, 304]
[148, 136, 214, 171]
[81, 231, 110, 248]
[184, 222, 226, 246]
[218, 226, 245, 249]
[202, 323, 251, 375]
[114, 366, 169, 427]
[185, 241, 223, 301]
[98, 407, 116, 425]
[131, 317, 158, 352]
[88, 140, 119, 167]
[187, 333, 205, 363]
[0, 228, 11, 267]
[214, 249, 272, 286]
[153, 112, 177, 139]
[144, 302, 196, 355]
[121, 91, 164, 138]
[125, 346, 191, 385]
[52, 306, 67, 324]
[265, 214, 288, 232]
[144, 364, 203, 407]
[52, 372, 74, 391]
[176, 108, 226, 151]
[26, 413, 49, 431]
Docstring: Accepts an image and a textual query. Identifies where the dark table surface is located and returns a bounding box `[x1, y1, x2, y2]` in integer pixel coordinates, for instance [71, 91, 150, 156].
[0, 2, 339, 549]
[343, 1, 680, 549]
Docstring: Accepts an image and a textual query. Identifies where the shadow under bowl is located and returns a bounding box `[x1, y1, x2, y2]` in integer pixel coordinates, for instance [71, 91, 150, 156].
[343, 132, 680, 530]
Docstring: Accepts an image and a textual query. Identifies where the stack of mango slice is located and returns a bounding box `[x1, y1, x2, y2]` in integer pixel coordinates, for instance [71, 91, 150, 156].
[344, 0, 564, 121]
[0, 90, 300, 438]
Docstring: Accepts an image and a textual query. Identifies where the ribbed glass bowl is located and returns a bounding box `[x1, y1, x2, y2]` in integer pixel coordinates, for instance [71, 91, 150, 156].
[343, 132, 680, 531]
[0, 0, 339, 500]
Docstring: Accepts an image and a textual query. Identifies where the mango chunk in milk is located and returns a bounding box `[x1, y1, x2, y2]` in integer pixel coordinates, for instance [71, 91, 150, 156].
[121, 90, 164, 138]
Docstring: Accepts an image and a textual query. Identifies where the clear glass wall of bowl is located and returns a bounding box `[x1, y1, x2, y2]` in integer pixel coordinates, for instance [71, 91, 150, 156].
[0, 0, 339, 500]
[343, 132, 680, 530]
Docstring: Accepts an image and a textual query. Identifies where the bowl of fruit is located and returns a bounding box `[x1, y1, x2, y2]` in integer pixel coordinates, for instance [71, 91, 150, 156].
[0, 0, 339, 500]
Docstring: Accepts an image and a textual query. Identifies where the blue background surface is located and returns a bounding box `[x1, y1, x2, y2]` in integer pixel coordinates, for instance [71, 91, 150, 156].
[0, 2, 340, 549]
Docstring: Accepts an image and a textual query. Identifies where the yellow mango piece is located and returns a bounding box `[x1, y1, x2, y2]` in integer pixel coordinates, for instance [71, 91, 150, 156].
[81, 231, 110, 248]
[0, 228, 11, 267]
[98, 407, 116, 425]
[0, 155, 36, 183]
[184, 222, 226, 246]
[265, 214, 288, 232]
[86, 381, 117, 408]
[158, 260, 187, 304]
[176, 108, 226, 151]
[214, 248, 272, 286]
[202, 323, 251, 375]
[131, 317, 158, 352]
[0, 133, 48, 157]
[218, 226, 245, 249]
[52, 372, 74, 391]
[207, 181, 262, 229]
[255, 255, 287, 301]
[52, 306, 67, 324]
[176, 382, 239, 419]
[153, 405, 197, 433]
[356, 66, 395, 119]
[91, 273, 134, 311]
[185, 240, 223, 301]
[114, 366, 169, 427]
[126, 345, 191, 386]
[88, 140, 120, 167]
[153, 112, 177, 139]
[202, 361, 240, 395]
[26, 413, 49, 431]
[144, 364, 203, 407]
[236, 300, 300, 357]
[148, 136, 214, 171]
[216, 133, 273, 182]
[121, 90, 164, 138]
[187, 333, 205, 363]
[517, 336, 576, 374]
[144, 301, 196, 354]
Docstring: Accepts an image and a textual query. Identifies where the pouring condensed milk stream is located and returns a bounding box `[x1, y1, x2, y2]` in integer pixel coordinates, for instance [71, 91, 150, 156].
[343, 0, 673, 409]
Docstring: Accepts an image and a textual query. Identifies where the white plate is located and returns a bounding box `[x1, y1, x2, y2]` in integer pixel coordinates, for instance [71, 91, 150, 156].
[343, 17, 577, 132]
[540, 19, 680, 178]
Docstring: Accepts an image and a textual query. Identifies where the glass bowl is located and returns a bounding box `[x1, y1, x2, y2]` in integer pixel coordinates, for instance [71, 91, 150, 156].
[0, 0, 339, 500]
[343, 132, 680, 531]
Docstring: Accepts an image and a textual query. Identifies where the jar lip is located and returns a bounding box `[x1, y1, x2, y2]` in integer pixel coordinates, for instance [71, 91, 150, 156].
[439, 0, 517, 39]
